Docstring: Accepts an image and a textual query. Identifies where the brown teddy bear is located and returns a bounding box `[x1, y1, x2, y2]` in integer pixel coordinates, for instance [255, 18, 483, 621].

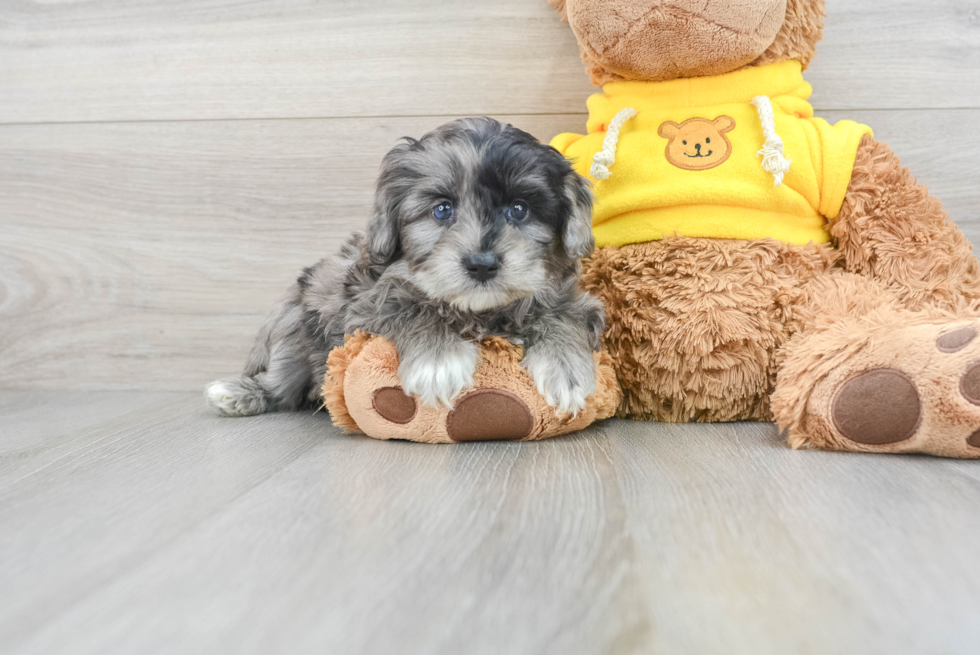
[548, 0, 980, 458]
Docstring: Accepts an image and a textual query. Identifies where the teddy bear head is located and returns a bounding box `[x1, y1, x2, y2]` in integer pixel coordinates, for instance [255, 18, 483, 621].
[548, 0, 826, 86]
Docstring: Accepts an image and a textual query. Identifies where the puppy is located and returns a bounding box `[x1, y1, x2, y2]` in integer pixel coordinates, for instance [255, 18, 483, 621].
[205, 117, 605, 418]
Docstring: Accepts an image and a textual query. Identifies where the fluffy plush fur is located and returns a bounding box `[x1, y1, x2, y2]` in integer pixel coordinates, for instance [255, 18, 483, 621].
[553, 0, 980, 456]
[829, 135, 980, 312]
[581, 236, 837, 422]
[206, 117, 605, 420]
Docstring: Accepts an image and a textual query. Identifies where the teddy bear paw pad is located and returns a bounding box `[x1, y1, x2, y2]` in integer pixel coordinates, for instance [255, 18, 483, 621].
[967, 429, 980, 449]
[371, 386, 418, 424]
[446, 389, 533, 442]
[831, 368, 922, 446]
[937, 326, 978, 353]
[960, 363, 980, 451]
[959, 361, 980, 406]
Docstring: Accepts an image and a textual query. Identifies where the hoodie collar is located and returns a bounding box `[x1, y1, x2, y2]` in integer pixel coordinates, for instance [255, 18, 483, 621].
[598, 60, 812, 109]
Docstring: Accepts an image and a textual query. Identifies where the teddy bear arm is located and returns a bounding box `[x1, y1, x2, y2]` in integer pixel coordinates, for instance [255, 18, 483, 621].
[828, 134, 980, 312]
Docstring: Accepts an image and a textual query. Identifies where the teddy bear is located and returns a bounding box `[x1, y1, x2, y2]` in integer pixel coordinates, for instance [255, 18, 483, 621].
[546, 0, 980, 457]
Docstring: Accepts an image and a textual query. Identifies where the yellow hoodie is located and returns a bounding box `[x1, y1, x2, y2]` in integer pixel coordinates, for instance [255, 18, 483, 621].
[551, 60, 873, 248]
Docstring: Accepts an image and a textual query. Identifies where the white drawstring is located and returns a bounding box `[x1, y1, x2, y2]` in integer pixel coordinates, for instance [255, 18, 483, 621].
[751, 95, 792, 187]
[590, 107, 637, 181]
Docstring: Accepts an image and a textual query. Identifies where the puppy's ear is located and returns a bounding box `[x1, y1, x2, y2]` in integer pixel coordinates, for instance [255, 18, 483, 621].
[561, 171, 595, 259]
[366, 208, 399, 265]
[367, 139, 418, 264]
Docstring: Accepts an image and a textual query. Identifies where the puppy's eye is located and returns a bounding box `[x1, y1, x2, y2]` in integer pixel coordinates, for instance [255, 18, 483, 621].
[682, 140, 687, 145]
[432, 202, 454, 222]
[507, 201, 528, 222]
[705, 137, 711, 144]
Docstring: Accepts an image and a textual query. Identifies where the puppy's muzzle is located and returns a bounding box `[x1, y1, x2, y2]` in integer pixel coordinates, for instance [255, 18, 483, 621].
[463, 252, 501, 282]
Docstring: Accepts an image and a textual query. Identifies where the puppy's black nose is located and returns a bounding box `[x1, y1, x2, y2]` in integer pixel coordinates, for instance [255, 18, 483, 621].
[463, 252, 500, 282]
[695, 143, 702, 152]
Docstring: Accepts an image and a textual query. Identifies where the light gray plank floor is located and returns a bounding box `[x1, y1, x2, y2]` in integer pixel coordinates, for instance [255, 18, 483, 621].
[2, 392, 979, 655]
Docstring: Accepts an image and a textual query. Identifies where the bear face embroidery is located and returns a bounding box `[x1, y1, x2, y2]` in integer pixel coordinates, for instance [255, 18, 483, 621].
[658, 116, 736, 171]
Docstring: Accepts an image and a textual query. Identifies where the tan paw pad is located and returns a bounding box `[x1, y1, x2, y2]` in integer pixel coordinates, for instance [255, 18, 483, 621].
[960, 361, 980, 406]
[831, 368, 922, 445]
[937, 326, 978, 353]
[446, 389, 533, 442]
[372, 387, 418, 424]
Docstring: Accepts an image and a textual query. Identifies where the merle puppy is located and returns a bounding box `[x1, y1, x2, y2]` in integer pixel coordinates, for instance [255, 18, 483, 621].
[206, 117, 605, 418]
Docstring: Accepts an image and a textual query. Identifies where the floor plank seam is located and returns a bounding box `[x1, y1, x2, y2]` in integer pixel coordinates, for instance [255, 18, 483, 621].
[0, 107, 977, 129]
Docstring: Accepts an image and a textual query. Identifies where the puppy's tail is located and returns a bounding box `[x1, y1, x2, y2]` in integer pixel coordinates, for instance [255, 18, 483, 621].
[205, 376, 270, 417]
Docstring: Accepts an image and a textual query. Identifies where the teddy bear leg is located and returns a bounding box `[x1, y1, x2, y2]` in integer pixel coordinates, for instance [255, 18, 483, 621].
[580, 238, 837, 421]
[772, 273, 980, 458]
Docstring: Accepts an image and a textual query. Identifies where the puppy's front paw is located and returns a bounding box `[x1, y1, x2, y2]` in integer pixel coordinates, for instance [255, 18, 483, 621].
[523, 347, 597, 416]
[399, 341, 479, 409]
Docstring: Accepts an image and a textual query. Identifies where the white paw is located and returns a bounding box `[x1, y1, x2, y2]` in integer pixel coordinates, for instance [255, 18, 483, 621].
[523, 349, 596, 416]
[205, 379, 240, 416]
[204, 377, 267, 417]
[399, 342, 479, 409]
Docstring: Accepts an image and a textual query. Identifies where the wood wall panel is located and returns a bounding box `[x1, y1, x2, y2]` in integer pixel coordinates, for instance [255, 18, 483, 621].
[1, 0, 977, 124]
[2, 110, 978, 390]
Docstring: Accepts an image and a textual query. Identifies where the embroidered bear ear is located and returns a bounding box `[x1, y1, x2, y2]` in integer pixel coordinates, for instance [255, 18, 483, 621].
[713, 116, 736, 133]
[658, 122, 681, 139]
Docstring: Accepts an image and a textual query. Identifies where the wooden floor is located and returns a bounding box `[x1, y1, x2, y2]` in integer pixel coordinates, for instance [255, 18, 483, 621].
[3, 0, 980, 652]
[2, 392, 979, 654]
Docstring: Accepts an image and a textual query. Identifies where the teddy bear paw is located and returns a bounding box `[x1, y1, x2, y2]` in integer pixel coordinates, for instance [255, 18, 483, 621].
[323, 334, 621, 444]
[821, 323, 980, 458]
